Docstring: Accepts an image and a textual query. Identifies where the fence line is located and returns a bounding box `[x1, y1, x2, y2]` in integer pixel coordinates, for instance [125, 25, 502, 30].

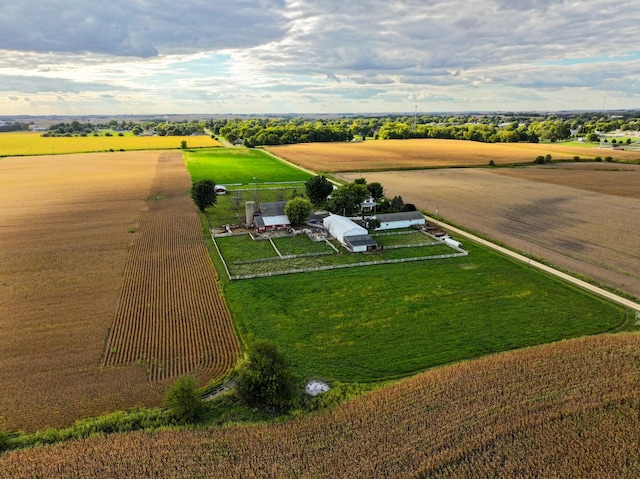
[211, 236, 233, 280]
[229, 251, 468, 280]
[382, 242, 442, 249]
[233, 251, 334, 265]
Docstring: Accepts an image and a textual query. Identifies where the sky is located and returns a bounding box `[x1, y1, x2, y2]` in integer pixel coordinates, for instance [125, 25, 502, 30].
[1, 0, 639, 116]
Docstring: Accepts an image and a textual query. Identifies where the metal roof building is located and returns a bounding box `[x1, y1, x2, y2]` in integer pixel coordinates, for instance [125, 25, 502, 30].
[323, 214, 377, 252]
[372, 211, 425, 231]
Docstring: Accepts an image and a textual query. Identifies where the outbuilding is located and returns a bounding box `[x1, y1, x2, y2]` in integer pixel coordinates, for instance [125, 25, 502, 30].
[371, 211, 426, 230]
[323, 214, 377, 252]
[253, 201, 291, 232]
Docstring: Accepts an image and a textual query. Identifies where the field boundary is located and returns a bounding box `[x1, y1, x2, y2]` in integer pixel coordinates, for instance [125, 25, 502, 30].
[223, 250, 468, 280]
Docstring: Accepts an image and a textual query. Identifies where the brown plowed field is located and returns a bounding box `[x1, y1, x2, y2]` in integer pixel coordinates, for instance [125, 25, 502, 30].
[266, 139, 640, 172]
[0, 151, 239, 432]
[339, 163, 640, 299]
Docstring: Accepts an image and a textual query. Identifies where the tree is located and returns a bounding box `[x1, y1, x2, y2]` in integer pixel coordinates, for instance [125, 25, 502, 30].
[284, 197, 313, 226]
[191, 179, 217, 212]
[236, 341, 297, 410]
[366, 182, 384, 201]
[586, 132, 599, 142]
[368, 217, 381, 231]
[328, 183, 368, 216]
[164, 376, 205, 423]
[390, 195, 404, 211]
[180, 140, 188, 149]
[305, 175, 334, 206]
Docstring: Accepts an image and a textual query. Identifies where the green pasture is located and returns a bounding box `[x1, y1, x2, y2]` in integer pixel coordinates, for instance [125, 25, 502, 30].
[224, 241, 628, 383]
[183, 147, 312, 185]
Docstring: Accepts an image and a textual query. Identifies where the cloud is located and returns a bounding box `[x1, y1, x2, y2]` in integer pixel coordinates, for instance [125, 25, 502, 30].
[0, 74, 128, 94]
[0, 0, 289, 57]
[1, 0, 639, 113]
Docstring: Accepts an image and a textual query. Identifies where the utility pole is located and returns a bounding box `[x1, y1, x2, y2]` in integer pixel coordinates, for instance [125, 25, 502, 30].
[414, 105, 417, 131]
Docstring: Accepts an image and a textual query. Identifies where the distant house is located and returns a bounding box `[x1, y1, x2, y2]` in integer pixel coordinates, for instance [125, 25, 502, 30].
[323, 214, 377, 252]
[360, 196, 378, 213]
[371, 211, 426, 231]
[254, 201, 291, 232]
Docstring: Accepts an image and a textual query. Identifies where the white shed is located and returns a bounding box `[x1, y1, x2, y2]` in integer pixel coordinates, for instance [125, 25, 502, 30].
[323, 214, 377, 252]
[372, 211, 425, 230]
[323, 215, 367, 243]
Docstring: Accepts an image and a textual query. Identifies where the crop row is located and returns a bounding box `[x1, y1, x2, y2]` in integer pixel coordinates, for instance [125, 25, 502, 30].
[102, 156, 240, 382]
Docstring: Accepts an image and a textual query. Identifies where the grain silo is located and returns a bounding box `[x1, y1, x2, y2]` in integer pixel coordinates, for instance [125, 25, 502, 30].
[245, 201, 256, 227]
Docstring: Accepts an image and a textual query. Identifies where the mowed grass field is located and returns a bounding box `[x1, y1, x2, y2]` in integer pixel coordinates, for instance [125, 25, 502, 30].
[224, 241, 627, 382]
[4, 333, 639, 478]
[183, 147, 312, 185]
[340, 163, 640, 299]
[265, 138, 640, 172]
[0, 131, 220, 156]
[0, 151, 238, 432]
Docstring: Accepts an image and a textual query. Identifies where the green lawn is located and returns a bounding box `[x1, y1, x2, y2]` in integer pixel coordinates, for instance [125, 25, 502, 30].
[273, 235, 335, 256]
[183, 147, 312, 185]
[224, 240, 628, 383]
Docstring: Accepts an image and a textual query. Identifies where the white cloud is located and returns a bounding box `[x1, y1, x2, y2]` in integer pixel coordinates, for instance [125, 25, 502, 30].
[0, 0, 639, 114]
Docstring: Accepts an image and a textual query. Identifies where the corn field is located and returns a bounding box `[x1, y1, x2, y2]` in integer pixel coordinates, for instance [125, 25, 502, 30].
[3, 333, 639, 478]
[102, 153, 240, 382]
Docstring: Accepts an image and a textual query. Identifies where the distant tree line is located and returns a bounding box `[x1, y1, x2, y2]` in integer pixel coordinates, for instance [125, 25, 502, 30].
[0, 122, 30, 132]
[41, 119, 207, 137]
[31, 111, 640, 144]
[209, 112, 640, 147]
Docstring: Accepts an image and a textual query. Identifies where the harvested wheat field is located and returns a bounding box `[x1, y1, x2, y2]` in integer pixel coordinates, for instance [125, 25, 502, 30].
[2, 333, 639, 478]
[340, 163, 640, 299]
[266, 139, 640, 172]
[0, 151, 239, 432]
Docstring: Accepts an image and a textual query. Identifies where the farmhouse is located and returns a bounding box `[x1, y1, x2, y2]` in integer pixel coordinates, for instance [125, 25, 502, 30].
[323, 214, 378, 252]
[372, 211, 426, 230]
[252, 201, 291, 232]
[361, 196, 378, 213]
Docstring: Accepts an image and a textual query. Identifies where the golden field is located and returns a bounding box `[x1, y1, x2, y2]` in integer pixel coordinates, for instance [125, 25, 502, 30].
[266, 138, 640, 172]
[340, 162, 640, 299]
[2, 333, 639, 478]
[0, 151, 239, 432]
[0, 131, 220, 156]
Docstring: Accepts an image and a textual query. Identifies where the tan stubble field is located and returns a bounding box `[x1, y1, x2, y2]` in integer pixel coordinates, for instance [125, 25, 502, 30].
[266, 138, 640, 172]
[339, 163, 640, 299]
[0, 151, 239, 432]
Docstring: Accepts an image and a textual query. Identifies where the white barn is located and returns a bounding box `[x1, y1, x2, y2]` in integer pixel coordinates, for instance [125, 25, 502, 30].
[372, 211, 426, 231]
[323, 214, 377, 252]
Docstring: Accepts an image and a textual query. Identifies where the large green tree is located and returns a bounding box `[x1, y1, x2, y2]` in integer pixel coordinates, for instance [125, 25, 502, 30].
[236, 341, 297, 410]
[191, 179, 217, 212]
[328, 183, 368, 216]
[284, 197, 313, 226]
[305, 175, 334, 206]
[367, 182, 384, 201]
